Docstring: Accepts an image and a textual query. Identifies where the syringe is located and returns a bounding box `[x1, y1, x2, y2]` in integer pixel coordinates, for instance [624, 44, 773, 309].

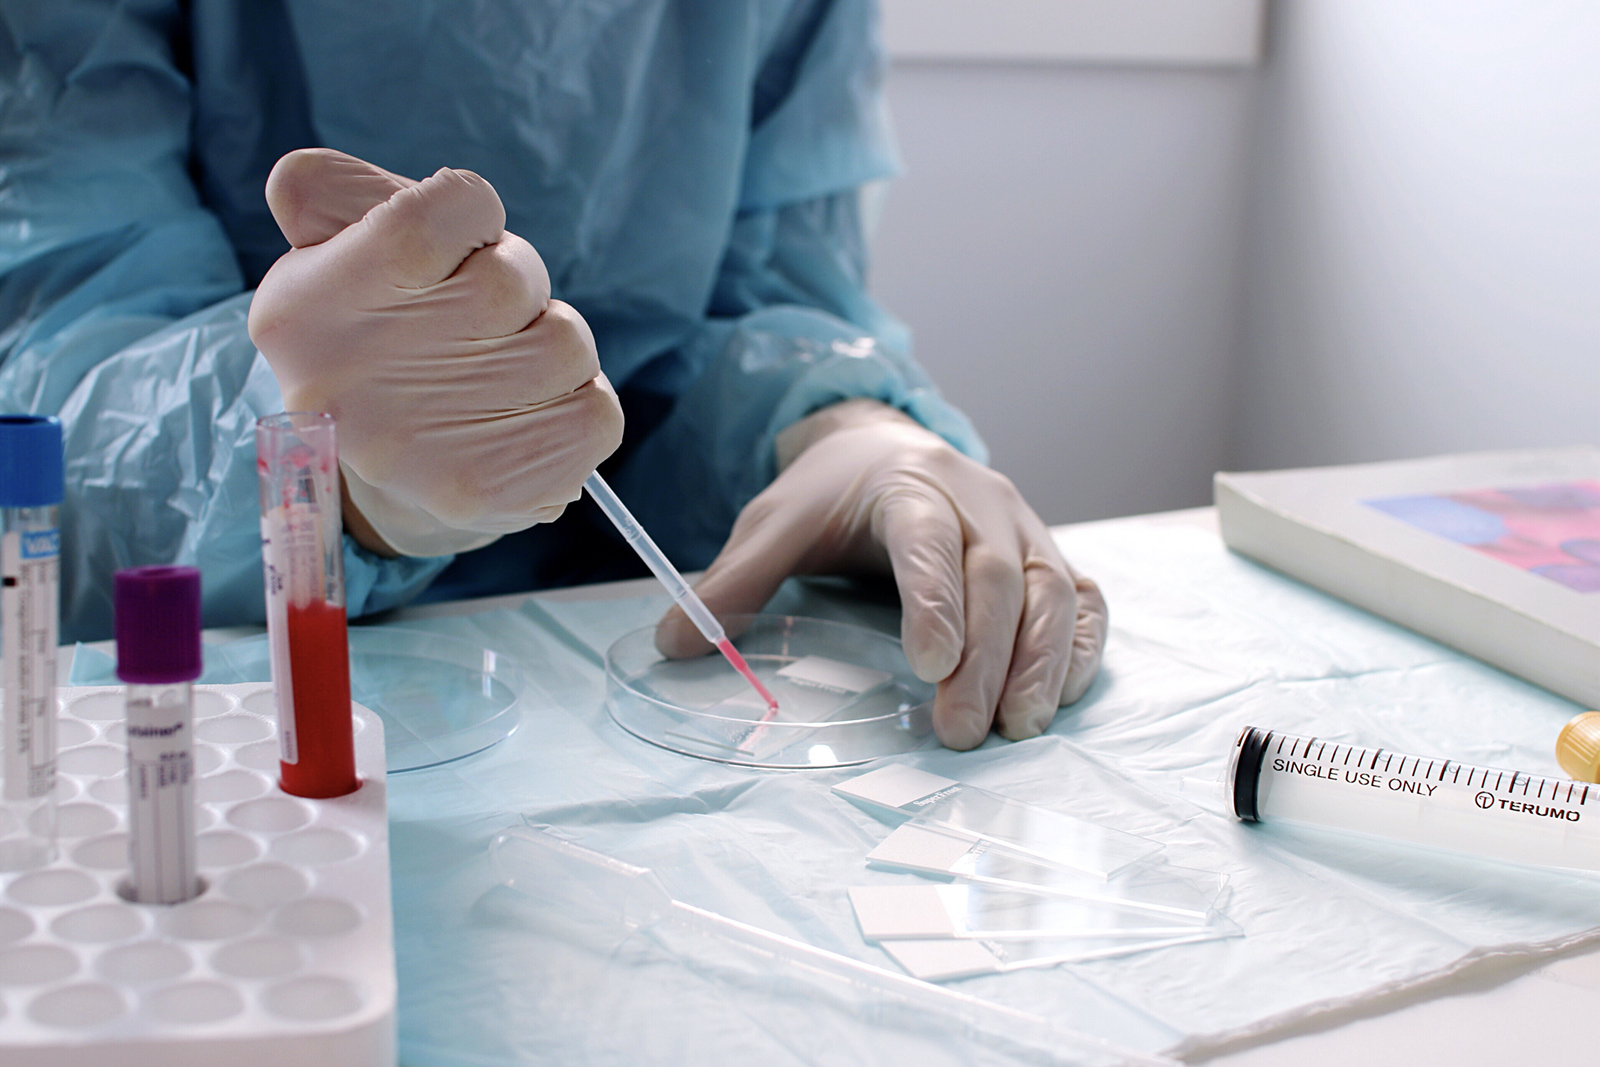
[583, 473, 779, 714]
[1229, 726, 1600, 872]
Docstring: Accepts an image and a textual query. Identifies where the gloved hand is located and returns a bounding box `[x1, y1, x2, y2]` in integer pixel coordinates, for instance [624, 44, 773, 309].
[248, 148, 624, 557]
[658, 399, 1107, 750]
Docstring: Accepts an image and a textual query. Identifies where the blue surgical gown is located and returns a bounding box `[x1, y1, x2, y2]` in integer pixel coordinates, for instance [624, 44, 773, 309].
[0, 0, 983, 642]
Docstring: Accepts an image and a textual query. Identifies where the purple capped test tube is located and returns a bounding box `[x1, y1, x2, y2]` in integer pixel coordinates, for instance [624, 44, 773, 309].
[116, 566, 204, 905]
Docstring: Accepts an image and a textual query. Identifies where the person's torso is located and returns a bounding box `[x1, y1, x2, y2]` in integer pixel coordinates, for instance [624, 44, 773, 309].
[189, 0, 805, 384]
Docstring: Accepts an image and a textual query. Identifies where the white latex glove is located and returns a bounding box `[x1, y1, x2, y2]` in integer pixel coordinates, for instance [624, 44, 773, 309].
[659, 399, 1108, 750]
[248, 148, 624, 557]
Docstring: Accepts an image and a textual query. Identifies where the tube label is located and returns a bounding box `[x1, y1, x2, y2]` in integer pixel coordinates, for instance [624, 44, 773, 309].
[2, 527, 58, 801]
[126, 689, 197, 904]
[261, 505, 317, 765]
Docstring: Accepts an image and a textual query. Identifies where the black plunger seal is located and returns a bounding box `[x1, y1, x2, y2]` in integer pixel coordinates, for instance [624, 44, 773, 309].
[1229, 726, 1272, 822]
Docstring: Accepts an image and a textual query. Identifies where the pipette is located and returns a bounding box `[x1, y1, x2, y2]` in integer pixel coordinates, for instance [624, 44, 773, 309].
[584, 472, 779, 714]
[491, 825, 1176, 1067]
[1229, 726, 1600, 871]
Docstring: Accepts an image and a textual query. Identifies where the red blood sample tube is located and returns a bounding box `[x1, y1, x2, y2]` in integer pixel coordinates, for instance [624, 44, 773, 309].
[257, 413, 358, 798]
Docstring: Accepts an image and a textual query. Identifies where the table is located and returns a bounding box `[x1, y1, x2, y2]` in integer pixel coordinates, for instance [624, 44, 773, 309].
[1115, 512, 1600, 1067]
[388, 507, 1600, 1066]
[66, 508, 1600, 1064]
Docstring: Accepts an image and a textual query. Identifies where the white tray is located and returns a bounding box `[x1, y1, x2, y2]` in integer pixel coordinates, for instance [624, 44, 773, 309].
[0, 684, 394, 1065]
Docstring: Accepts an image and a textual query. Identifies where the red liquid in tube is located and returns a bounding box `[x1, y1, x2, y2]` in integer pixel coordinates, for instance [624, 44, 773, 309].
[257, 413, 358, 800]
[279, 601, 358, 798]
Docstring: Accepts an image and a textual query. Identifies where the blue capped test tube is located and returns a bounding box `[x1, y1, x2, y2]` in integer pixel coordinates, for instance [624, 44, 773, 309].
[0, 415, 63, 871]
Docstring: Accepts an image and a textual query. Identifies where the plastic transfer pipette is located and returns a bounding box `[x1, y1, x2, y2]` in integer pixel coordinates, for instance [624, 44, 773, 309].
[584, 472, 779, 714]
[491, 826, 1177, 1067]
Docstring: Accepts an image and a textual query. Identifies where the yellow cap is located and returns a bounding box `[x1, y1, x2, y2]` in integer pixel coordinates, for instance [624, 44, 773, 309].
[1556, 712, 1600, 783]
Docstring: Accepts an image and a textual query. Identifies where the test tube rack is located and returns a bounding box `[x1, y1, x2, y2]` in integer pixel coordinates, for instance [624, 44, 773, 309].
[0, 684, 394, 1065]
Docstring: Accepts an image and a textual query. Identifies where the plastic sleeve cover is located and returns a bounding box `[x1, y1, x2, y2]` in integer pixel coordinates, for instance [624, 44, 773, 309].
[609, 0, 985, 570]
[53, 297, 451, 639]
[0, 5, 448, 639]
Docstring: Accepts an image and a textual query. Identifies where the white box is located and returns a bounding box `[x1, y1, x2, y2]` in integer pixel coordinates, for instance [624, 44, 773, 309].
[1216, 447, 1600, 709]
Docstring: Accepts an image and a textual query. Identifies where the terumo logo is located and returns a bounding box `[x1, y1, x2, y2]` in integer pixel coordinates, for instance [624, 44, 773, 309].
[1475, 791, 1580, 822]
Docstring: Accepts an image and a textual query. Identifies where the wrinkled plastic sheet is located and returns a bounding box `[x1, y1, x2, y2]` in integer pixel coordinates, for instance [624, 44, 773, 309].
[178, 523, 1600, 1063]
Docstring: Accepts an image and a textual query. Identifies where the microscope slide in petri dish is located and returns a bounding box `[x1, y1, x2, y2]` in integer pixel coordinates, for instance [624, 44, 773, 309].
[605, 614, 937, 769]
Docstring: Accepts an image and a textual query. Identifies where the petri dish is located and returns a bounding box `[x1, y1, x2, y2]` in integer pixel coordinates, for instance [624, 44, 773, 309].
[606, 614, 935, 769]
[211, 629, 523, 773]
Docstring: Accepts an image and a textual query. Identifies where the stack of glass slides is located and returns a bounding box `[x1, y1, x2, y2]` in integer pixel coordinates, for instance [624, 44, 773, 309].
[490, 826, 1177, 1067]
[834, 765, 1241, 982]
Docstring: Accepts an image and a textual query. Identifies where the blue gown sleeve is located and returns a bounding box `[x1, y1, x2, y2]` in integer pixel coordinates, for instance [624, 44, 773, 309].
[0, 1, 448, 641]
[610, 0, 986, 569]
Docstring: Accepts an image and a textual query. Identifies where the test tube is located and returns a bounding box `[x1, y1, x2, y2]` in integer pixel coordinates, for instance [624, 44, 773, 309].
[0, 415, 63, 871]
[115, 567, 203, 904]
[1229, 726, 1600, 872]
[257, 413, 357, 799]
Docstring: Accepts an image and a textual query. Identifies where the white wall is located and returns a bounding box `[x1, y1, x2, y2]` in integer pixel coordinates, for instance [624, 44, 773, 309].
[880, 0, 1264, 66]
[871, 63, 1255, 523]
[1234, 0, 1600, 469]
[873, 1, 1600, 527]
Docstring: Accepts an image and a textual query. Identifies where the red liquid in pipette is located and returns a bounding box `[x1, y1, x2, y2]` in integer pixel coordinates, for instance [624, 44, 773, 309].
[279, 600, 359, 799]
[715, 638, 781, 717]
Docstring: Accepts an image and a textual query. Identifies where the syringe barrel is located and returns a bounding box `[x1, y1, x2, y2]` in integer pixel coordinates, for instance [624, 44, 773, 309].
[1228, 726, 1600, 872]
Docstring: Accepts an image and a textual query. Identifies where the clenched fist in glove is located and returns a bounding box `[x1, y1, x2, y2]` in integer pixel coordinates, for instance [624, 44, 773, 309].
[659, 399, 1108, 751]
[248, 149, 624, 557]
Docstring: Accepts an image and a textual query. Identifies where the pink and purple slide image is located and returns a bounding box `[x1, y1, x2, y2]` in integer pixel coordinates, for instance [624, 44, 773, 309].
[1366, 480, 1600, 594]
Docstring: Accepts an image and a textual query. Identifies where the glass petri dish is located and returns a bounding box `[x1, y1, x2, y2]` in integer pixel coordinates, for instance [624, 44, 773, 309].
[210, 629, 523, 773]
[606, 614, 935, 769]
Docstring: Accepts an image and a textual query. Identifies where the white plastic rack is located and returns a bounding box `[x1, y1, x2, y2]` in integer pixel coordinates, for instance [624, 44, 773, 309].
[0, 684, 393, 1065]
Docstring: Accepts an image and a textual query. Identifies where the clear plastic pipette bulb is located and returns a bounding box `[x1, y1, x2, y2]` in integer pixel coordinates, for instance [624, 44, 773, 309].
[490, 826, 1175, 1067]
[583, 473, 779, 714]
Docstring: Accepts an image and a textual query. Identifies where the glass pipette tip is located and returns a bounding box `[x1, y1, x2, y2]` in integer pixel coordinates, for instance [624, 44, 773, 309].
[584, 473, 780, 714]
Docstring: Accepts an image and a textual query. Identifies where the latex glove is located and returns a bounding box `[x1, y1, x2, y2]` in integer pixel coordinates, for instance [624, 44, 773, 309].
[659, 399, 1107, 750]
[248, 148, 624, 557]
